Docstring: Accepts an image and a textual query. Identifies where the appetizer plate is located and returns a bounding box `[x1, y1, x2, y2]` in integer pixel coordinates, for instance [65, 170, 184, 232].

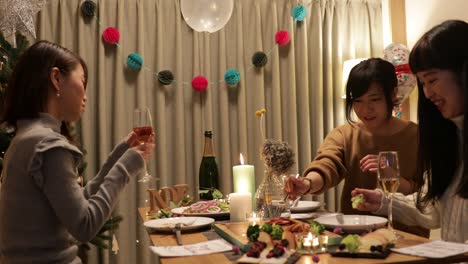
[144, 217, 214, 232]
[314, 214, 388, 233]
[290, 201, 323, 213]
[171, 206, 230, 218]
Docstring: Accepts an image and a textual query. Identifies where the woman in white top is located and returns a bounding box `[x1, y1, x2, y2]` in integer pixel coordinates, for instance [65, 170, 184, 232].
[352, 19, 468, 243]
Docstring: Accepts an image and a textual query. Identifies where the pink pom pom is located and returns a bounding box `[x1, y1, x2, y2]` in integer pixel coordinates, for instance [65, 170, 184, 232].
[192, 76, 208, 92]
[275, 30, 290, 46]
[102, 27, 120, 44]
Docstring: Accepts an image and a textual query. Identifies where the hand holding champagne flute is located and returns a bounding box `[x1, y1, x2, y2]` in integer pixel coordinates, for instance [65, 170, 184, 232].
[377, 151, 401, 239]
[133, 108, 156, 183]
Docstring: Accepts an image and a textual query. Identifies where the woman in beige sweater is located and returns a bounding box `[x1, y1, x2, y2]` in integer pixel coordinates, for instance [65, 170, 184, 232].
[352, 20, 468, 243]
[285, 58, 428, 236]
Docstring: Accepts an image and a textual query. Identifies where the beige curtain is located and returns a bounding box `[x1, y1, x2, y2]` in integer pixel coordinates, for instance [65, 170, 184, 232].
[35, 0, 382, 262]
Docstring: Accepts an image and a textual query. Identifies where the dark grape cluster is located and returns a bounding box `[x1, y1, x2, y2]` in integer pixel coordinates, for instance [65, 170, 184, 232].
[370, 245, 383, 252]
[266, 241, 287, 258]
[246, 241, 267, 258]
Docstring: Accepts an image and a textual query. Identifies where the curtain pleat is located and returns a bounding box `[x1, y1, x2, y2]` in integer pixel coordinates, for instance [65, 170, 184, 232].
[34, 0, 382, 262]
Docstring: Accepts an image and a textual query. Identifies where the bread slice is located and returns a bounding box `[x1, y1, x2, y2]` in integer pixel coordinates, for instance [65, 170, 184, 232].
[374, 228, 396, 242]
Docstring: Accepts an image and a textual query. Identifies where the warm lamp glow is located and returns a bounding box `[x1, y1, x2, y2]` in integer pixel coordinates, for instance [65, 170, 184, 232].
[342, 58, 367, 99]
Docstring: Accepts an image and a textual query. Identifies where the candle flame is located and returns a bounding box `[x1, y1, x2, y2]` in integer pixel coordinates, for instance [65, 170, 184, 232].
[239, 153, 244, 165]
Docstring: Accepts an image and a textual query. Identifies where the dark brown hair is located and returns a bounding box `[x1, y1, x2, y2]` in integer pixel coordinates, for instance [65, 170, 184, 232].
[1, 40, 87, 143]
[409, 20, 468, 209]
[345, 58, 397, 123]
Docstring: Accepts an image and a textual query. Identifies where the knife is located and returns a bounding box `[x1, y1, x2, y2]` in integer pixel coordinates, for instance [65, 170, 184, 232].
[174, 223, 183, 245]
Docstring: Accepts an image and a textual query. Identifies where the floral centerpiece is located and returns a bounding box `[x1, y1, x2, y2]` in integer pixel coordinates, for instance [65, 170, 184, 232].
[254, 109, 295, 218]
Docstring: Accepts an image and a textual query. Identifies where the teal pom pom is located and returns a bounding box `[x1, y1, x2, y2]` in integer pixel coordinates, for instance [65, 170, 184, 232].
[126, 53, 143, 71]
[252, 52, 268, 68]
[224, 68, 240, 87]
[291, 5, 307, 21]
[158, 70, 174, 85]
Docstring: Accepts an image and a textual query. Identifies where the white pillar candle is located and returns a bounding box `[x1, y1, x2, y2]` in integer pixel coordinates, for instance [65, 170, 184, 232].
[232, 154, 255, 196]
[229, 192, 252, 222]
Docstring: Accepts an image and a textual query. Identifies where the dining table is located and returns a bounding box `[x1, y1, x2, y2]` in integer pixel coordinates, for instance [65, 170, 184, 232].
[138, 207, 468, 264]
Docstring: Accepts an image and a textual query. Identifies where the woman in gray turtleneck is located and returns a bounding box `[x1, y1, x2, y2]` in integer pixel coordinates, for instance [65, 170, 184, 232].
[0, 41, 154, 263]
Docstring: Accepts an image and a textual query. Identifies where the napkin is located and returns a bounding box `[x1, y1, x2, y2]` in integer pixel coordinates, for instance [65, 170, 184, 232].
[391, 240, 468, 259]
[150, 239, 232, 257]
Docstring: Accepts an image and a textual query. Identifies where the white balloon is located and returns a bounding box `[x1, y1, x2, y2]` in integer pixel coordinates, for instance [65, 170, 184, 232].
[181, 0, 234, 33]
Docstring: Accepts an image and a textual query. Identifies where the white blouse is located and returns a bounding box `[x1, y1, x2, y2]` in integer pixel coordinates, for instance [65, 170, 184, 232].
[375, 115, 468, 243]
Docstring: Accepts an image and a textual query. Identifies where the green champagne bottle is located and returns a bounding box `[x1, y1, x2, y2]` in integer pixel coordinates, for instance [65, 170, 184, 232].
[198, 131, 220, 200]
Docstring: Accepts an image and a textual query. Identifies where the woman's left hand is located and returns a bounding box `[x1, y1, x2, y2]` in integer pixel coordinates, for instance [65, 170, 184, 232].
[360, 154, 378, 173]
[126, 131, 155, 147]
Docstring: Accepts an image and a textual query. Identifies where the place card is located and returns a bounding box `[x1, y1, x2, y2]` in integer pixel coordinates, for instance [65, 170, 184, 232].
[391, 240, 468, 259]
[150, 239, 232, 257]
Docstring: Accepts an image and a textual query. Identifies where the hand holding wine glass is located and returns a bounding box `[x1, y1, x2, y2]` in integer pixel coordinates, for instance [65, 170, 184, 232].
[133, 108, 156, 183]
[377, 151, 401, 239]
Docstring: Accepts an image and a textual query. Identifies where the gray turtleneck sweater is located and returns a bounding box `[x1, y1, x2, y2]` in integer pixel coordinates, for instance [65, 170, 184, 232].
[375, 115, 468, 243]
[0, 113, 144, 263]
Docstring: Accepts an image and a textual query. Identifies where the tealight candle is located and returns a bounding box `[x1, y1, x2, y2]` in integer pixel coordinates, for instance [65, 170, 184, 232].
[303, 232, 313, 252]
[303, 238, 311, 251]
[320, 235, 328, 251]
[312, 237, 320, 251]
[246, 211, 263, 226]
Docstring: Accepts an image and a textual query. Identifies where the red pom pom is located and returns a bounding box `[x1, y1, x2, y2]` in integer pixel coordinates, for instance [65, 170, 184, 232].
[102, 27, 120, 44]
[275, 30, 290, 46]
[192, 76, 208, 92]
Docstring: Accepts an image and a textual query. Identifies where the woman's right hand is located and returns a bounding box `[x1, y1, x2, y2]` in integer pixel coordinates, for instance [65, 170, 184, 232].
[351, 188, 383, 211]
[284, 175, 310, 200]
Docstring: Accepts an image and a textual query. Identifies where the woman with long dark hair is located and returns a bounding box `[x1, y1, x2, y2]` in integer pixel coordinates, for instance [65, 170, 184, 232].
[352, 20, 468, 243]
[0, 40, 154, 262]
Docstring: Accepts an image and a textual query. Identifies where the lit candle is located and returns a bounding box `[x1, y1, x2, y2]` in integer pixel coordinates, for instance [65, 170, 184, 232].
[247, 211, 262, 226]
[312, 237, 320, 251]
[320, 235, 328, 251]
[232, 154, 255, 197]
[303, 232, 313, 251]
[229, 192, 252, 222]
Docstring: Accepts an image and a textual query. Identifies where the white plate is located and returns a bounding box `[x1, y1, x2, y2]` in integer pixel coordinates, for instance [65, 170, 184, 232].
[314, 214, 388, 233]
[143, 217, 214, 232]
[290, 201, 322, 213]
[171, 206, 230, 218]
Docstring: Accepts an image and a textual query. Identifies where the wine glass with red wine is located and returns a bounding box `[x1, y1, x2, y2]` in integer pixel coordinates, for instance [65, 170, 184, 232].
[133, 108, 155, 183]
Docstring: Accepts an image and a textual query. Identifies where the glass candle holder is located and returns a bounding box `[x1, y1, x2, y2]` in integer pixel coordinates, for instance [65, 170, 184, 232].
[320, 235, 328, 252]
[246, 211, 263, 226]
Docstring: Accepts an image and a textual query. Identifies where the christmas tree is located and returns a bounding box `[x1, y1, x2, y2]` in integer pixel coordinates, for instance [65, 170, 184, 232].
[0, 33, 122, 262]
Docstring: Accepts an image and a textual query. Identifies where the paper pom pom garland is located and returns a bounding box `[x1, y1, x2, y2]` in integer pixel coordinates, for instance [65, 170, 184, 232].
[126, 53, 143, 71]
[89, 3, 309, 90]
[224, 68, 240, 87]
[291, 5, 307, 21]
[252, 52, 268, 68]
[192, 76, 208, 91]
[81, 0, 97, 18]
[158, 70, 174, 85]
[102, 27, 120, 44]
[275, 30, 290, 46]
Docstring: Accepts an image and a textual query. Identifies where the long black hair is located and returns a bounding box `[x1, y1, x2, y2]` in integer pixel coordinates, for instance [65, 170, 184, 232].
[345, 58, 397, 123]
[409, 20, 468, 209]
[1, 40, 87, 145]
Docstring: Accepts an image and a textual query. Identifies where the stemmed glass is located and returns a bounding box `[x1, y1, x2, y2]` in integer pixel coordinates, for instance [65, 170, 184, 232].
[377, 151, 402, 240]
[133, 108, 156, 183]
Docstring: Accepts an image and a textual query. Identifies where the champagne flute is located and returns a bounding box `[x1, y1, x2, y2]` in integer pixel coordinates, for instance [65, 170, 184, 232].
[377, 151, 401, 240]
[133, 108, 156, 183]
